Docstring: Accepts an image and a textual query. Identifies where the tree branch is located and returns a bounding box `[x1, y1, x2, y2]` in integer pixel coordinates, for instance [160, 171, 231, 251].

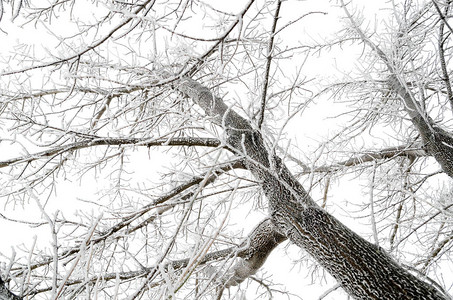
[183, 0, 256, 77]
[423, 233, 453, 272]
[216, 218, 286, 299]
[258, 0, 282, 129]
[435, 0, 453, 113]
[312, 144, 426, 172]
[341, 0, 453, 180]
[432, 0, 453, 36]
[0, 137, 222, 169]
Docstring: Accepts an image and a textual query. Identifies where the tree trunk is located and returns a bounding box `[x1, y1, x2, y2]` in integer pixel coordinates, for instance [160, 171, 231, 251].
[175, 76, 449, 299]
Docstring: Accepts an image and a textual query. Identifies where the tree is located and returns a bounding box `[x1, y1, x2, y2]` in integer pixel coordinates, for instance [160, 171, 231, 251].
[0, 0, 452, 299]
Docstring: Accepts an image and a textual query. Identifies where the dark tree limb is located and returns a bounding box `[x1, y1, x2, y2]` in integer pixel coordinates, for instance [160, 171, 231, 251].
[258, 0, 283, 129]
[432, 0, 453, 36]
[0, 137, 222, 169]
[435, 0, 453, 113]
[423, 232, 453, 272]
[312, 145, 426, 172]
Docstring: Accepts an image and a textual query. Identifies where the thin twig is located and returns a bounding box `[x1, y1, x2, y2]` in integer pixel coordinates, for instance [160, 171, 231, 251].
[258, 0, 282, 129]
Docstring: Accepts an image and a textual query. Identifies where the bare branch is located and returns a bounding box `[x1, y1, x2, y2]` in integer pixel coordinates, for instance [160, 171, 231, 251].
[341, 0, 453, 179]
[216, 218, 286, 297]
[182, 0, 256, 77]
[435, 1, 453, 113]
[0, 137, 222, 169]
[312, 144, 426, 172]
[257, 0, 283, 129]
[432, 0, 453, 36]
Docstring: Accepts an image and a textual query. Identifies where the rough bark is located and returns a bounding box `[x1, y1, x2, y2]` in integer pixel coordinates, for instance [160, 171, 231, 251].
[174, 76, 450, 299]
[0, 277, 21, 300]
[214, 219, 286, 300]
[218, 218, 286, 289]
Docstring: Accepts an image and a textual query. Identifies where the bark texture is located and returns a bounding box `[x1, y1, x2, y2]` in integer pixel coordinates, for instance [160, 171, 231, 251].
[219, 218, 286, 288]
[175, 76, 450, 299]
[0, 278, 21, 300]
